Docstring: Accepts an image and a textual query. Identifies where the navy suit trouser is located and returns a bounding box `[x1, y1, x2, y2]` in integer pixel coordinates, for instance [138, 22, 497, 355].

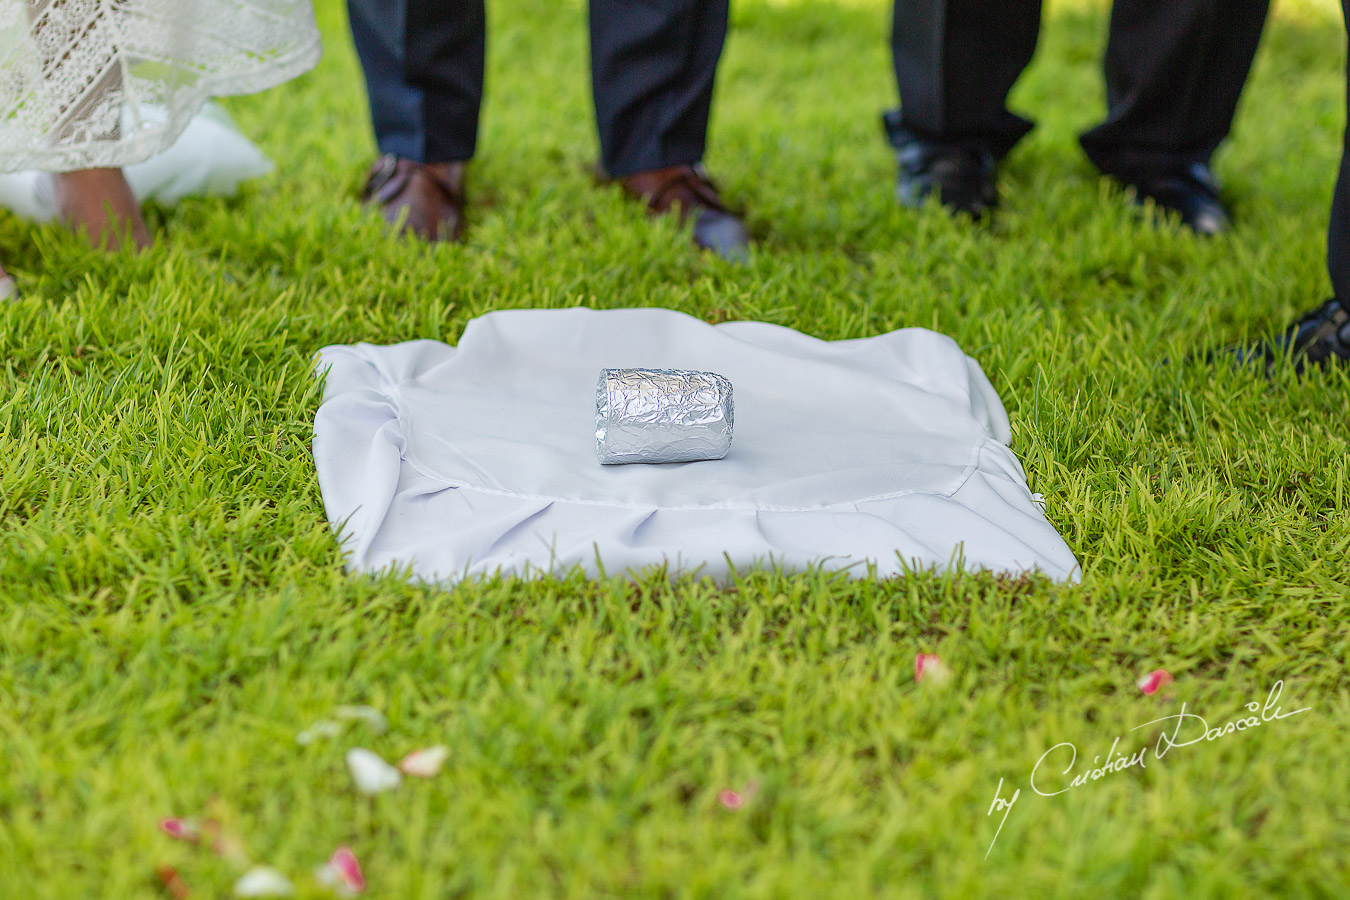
[347, 0, 728, 177]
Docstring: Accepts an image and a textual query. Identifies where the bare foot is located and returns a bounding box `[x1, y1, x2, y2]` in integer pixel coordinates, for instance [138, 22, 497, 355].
[0, 261, 15, 301]
[54, 168, 152, 251]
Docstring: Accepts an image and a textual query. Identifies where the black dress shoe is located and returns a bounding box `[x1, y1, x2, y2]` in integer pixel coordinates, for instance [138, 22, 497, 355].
[883, 111, 997, 220]
[1222, 298, 1350, 372]
[1118, 163, 1231, 236]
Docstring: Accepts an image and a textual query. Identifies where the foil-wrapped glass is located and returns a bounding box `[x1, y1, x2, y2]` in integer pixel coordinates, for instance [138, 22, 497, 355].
[596, 368, 734, 465]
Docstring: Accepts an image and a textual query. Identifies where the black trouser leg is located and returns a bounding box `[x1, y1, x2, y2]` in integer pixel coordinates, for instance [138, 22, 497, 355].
[348, 0, 485, 162]
[1080, 0, 1270, 178]
[888, 0, 1042, 157]
[1330, 2, 1349, 299]
[589, 0, 729, 177]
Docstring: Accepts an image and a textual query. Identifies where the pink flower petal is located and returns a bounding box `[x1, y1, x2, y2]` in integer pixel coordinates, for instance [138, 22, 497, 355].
[315, 847, 366, 896]
[1137, 669, 1174, 696]
[717, 780, 760, 810]
[914, 653, 951, 684]
[331, 847, 366, 894]
[398, 745, 449, 778]
[159, 818, 201, 843]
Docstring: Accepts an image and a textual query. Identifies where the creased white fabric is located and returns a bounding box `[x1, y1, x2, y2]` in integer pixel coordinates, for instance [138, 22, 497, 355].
[313, 308, 1079, 584]
[0, 0, 319, 172]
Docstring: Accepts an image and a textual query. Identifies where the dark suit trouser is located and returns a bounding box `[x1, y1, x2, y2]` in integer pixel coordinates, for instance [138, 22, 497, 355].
[1331, 0, 1349, 301]
[347, 0, 727, 177]
[890, 0, 1269, 177]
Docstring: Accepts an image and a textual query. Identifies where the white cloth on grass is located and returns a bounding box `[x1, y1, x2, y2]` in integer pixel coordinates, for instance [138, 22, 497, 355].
[312, 307, 1079, 584]
[0, 103, 273, 220]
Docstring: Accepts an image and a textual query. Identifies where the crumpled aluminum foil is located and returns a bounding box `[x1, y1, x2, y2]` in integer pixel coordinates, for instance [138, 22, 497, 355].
[596, 368, 734, 464]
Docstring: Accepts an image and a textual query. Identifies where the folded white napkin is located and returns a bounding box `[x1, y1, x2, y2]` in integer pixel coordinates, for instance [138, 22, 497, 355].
[313, 307, 1078, 583]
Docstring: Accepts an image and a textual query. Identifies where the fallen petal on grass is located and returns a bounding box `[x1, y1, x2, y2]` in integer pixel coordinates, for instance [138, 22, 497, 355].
[334, 706, 388, 733]
[155, 864, 191, 899]
[398, 745, 449, 777]
[717, 789, 744, 809]
[315, 846, 366, 896]
[914, 653, 951, 684]
[159, 818, 201, 843]
[296, 720, 342, 745]
[234, 866, 294, 897]
[202, 820, 250, 868]
[159, 816, 248, 867]
[718, 780, 760, 810]
[346, 748, 401, 795]
[1137, 669, 1174, 696]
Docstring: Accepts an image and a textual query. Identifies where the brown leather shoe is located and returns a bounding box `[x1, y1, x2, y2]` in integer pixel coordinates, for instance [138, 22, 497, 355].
[362, 154, 466, 242]
[616, 164, 750, 261]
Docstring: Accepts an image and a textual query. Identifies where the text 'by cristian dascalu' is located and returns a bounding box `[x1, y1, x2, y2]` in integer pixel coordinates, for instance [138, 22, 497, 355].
[983, 680, 1311, 858]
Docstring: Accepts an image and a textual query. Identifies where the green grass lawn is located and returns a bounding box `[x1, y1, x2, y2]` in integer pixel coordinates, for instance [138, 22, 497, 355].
[2, 0, 1349, 896]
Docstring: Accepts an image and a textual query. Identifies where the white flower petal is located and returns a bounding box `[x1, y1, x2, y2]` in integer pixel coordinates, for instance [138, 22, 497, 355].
[334, 706, 388, 733]
[346, 748, 401, 795]
[234, 866, 295, 897]
[296, 720, 342, 745]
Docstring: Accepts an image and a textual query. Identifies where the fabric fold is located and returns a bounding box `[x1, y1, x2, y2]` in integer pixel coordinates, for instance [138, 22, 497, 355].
[313, 308, 1078, 584]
